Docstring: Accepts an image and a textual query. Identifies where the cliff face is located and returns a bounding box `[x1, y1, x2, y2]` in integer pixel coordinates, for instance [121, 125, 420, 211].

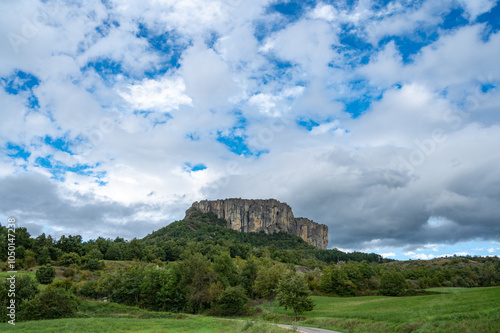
[187, 198, 328, 250]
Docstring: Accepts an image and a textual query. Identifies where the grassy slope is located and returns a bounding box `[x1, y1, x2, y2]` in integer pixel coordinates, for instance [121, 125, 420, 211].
[0, 301, 288, 333]
[259, 287, 500, 333]
[0, 317, 288, 333]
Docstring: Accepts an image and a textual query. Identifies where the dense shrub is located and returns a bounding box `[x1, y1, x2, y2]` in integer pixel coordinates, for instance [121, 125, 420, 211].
[36, 264, 56, 284]
[379, 271, 406, 296]
[20, 287, 79, 320]
[85, 258, 104, 271]
[78, 280, 98, 299]
[0, 275, 39, 323]
[59, 252, 81, 267]
[218, 286, 248, 316]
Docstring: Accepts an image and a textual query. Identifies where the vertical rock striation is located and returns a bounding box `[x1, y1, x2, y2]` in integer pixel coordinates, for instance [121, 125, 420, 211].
[187, 198, 328, 249]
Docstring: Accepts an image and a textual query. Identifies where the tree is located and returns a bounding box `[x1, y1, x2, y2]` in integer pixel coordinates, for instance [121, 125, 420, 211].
[125, 238, 143, 260]
[178, 253, 218, 312]
[0, 275, 39, 322]
[253, 263, 285, 306]
[85, 258, 104, 271]
[379, 271, 406, 296]
[213, 251, 239, 287]
[24, 249, 37, 268]
[59, 252, 81, 267]
[37, 246, 51, 265]
[320, 265, 356, 296]
[241, 256, 259, 298]
[276, 271, 314, 321]
[56, 235, 83, 255]
[105, 243, 123, 260]
[20, 287, 79, 320]
[218, 286, 248, 316]
[36, 264, 56, 284]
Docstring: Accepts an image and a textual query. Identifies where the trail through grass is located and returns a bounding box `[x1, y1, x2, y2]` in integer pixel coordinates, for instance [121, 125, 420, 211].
[259, 287, 500, 333]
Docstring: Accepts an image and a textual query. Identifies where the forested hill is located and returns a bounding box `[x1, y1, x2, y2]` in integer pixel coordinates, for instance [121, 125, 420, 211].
[143, 209, 315, 249]
[142, 209, 383, 264]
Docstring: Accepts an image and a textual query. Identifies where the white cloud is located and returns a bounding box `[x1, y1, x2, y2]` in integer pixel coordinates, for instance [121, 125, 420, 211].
[263, 18, 337, 76]
[381, 252, 396, 258]
[412, 253, 435, 260]
[457, 0, 497, 20]
[1, 0, 499, 253]
[119, 77, 192, 111]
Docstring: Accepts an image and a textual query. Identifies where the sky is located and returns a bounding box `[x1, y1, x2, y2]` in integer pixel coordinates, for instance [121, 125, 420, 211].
[1, 0, 499, 261]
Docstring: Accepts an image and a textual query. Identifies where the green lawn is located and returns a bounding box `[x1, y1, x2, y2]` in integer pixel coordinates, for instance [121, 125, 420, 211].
[259, 287, 500, 333]
[0, 317, 287, 332]
[0, 300, 288, 333]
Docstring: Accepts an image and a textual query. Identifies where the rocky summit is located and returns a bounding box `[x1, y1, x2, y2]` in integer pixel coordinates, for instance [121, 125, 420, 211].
[186, 198, 328, 250]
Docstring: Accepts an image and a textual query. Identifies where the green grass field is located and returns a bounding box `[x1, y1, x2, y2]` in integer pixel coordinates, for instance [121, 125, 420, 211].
[0, 300, 287, 333]
[1, 287, 499, 332]
[259, 287, 500, 333]
[0, 317, 288, 332]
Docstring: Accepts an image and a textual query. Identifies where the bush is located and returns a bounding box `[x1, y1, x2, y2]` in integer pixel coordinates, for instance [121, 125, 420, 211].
[63, 267, 76, 278]
[0, 275, 39, 323]
[59, 252, 81, 267]
[20, 287, 79, 321]
[78, 280, 98, 299]
[218, 286, 248, 316]
[85, 258, 104, 271]
[379, 271, 406, 296]
[36, 264, 56, 284]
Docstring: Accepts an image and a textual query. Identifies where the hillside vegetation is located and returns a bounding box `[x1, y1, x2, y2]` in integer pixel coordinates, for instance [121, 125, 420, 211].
[1, 212, 499, 331]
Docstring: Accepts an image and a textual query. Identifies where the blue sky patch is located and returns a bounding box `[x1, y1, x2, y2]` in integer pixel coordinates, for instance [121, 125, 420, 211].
[476, 1, 500, 41]
[5, 143, 31, 161]
[1, 70, 40, 95]
[137, 24, 189, 75]
[35, 155, 104, 181]
[344, 99, 372, 118]
[337, 29, 373, 67]
[1, 70, 40, 108]
[83, 58, 125, 85]
[44, 135, 75, 155]
[184, 162, 207, 172]
[95, 18, 120, 38]
[481, 83, 495, 93]
[217, 133, 252, 156]
[440, 7, 469, 30]
[296, 118, 320, 131]
[380, 30, 439, 64]
[268, 0, 311, 21]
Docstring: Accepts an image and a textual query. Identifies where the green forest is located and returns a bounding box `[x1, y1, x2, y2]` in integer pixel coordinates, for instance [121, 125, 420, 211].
[1, 209, 500, 324]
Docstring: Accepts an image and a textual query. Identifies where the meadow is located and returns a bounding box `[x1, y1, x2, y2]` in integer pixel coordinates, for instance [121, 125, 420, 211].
[0, 317, 287, 333]
[258, 287, 500, 333]
[1, 287, 499, 332]
[0, 301, 287, 333]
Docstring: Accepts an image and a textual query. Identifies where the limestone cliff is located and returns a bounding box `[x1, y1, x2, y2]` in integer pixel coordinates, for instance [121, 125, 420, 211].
[186, 198, 328, 250]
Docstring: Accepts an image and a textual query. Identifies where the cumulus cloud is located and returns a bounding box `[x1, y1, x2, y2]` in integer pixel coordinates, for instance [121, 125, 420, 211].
[0, 0, 499, 255]
[119, 77, 192, 111]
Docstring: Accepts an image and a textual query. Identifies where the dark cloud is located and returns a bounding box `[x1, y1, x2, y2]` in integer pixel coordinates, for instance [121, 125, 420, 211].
[0, 173, 181, 240]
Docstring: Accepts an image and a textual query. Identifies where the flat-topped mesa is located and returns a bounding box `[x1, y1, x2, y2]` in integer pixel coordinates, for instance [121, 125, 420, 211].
[186, 198, 328, 250]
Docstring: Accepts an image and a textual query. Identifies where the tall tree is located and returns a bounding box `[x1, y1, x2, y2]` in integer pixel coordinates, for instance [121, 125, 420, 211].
[276, 271, 315, 321]
[253, 263, 285, 306]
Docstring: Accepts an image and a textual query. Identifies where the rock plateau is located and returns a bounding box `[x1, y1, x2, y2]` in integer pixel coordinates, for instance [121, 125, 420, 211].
[186, 198, 328, 250]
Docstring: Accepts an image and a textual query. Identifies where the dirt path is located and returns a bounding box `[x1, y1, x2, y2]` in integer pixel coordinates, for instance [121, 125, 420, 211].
[271, 323, 343, 333]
